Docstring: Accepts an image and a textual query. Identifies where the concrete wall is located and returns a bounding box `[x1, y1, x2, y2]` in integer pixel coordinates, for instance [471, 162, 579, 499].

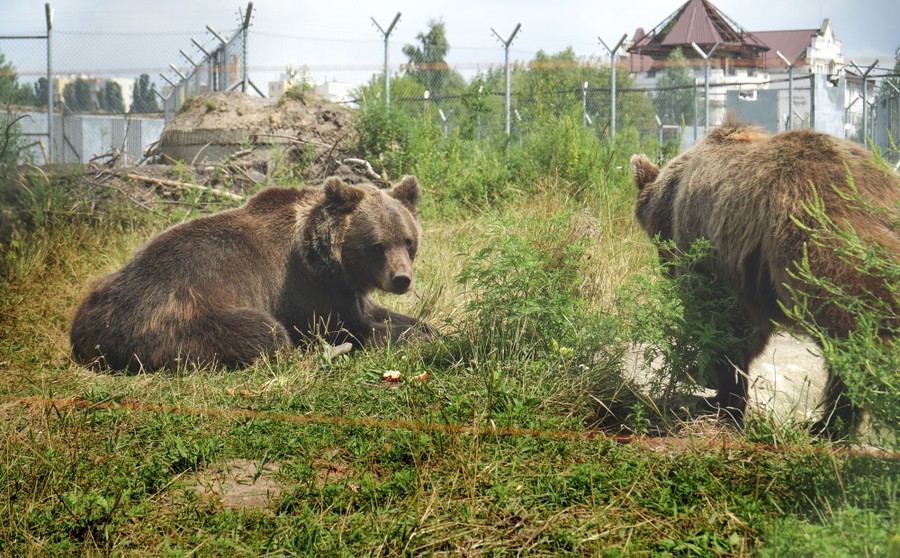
[13, 110, 164, 165]
[810, 73, 846, 139]
[725, 90, 781, 133]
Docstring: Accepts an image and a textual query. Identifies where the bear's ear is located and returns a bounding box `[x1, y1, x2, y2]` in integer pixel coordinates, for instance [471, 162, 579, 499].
[630, 154, 660, 191]
[389, 175, 419, 214]
[324, 177, 365, 214]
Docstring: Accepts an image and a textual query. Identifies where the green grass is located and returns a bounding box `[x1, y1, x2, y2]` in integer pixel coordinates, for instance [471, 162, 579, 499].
[1, 138, 898, 556]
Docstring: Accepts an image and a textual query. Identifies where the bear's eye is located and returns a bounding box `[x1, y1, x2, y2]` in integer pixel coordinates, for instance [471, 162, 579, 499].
[370, 243, 385, 256]
[405, 238, 414, 251]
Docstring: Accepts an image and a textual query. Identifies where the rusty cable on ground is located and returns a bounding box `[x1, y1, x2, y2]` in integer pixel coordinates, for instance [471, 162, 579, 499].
[2, 394, 897, 461]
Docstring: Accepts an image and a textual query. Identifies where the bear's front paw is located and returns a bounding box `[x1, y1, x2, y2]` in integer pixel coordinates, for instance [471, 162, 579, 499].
[407, 321, 438, 342]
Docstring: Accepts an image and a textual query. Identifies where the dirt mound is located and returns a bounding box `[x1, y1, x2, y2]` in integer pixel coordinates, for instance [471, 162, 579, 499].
[0, 93, 382, 239]
[155, 91, 378, 185]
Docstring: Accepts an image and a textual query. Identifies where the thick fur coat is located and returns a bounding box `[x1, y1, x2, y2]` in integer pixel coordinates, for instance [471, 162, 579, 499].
[631, 121, 899, 433]
[71, 176, 431, 372]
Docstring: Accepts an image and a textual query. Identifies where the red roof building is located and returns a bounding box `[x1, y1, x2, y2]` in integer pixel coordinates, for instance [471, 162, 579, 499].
[623, 0, 850, 135]
[753, 19, 843, 76]
[627, 0, 770, 72]
[625, 0, 844, 80]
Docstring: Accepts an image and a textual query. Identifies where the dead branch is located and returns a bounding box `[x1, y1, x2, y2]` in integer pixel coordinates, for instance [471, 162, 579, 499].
[190, 142, 213, 166]
[323, 131, 350, 170]
[120, 172, 245, 202]
[228, 147, 254, 159]
[227, 162, 262, 186]
[341, 157, 383, 182]
[37, 140, 49, 165]
[89, 147, 122, 169]
[251, 133, 331, 148]
[82, 173, 168, 217]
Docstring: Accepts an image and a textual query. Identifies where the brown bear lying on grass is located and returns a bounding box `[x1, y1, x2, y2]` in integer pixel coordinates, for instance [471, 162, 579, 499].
[631, 119, 899, 436]
[70, 176, 433, 372]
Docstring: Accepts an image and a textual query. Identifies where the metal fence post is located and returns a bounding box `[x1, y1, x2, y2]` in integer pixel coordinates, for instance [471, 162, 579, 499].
[851, 59, 879, 146]
[491, 23, 521, 137]
[776, 50, 803, 130]
[582, 81, 588, 126]
[372, 13, 401, 108]
[692, 42, 719, 131]
[240, 3, 253, 93]
[45, 3, 54, 163]
[598, 34, 627, 140]
[693, 78, 698, 141]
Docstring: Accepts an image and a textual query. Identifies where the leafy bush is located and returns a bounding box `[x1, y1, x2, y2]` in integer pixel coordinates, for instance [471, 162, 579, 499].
[450, 205, 627, 423]
[505, 111, 603, 189]
[352, 99, 418, 181]
[353, 97, 663, 219]
[1, 113, 31, 174]
[615, 238, 751, 414]
[410, 132, 514, 216]
[782, 180, 900, 441]
[456, 208, 590, 359]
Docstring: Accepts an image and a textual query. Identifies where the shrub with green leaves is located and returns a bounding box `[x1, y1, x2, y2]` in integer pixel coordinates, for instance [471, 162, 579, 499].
[457, 208, 590, 359]
[352, 100, 418, 181]
[616, 238, 751, 412]
[783, 181, 899, 440]
[450, 206, 627, 423]
[353, 99, 661, 219]
[1, 114, 31, 174]
[409, 132, 514, 215]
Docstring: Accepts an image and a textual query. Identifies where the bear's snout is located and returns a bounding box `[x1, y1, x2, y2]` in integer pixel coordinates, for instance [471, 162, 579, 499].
[378, 245, 415, 294]
[391, 273, 412, 293]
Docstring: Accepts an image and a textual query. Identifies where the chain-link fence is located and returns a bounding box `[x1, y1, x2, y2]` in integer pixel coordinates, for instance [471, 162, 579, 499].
[159, 5, 258, 122]
[1, 9, 53, 165]
[2, 5, 898, 167]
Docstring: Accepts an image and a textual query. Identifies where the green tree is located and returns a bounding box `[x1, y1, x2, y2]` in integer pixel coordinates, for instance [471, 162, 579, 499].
[357, 73, 428, 110]
[654, 47, 697, 126]
[63, 78, 96, 112]
[33, 77, 48, 107]
[458, 73, 504, 140]
[522, 48, 573, 116]
[99, 80, 125, 113]
[517, 48, 656, 137]
[131, 74, 160, 113]
[0, 51, 36, 106]
[401, 19, 466, 99]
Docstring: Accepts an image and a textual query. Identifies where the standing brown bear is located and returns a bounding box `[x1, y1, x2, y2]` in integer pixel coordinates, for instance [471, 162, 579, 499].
[631, 120, 899, 436]
[71, 175, 433, 372]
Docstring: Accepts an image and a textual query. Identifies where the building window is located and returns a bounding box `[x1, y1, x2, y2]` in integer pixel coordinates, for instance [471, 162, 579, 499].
[726, 58, 735, 76]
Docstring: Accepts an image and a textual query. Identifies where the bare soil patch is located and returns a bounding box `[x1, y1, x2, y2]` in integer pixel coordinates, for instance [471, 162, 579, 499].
[154, 91, 379, 186]
[188, 459, 283, 510]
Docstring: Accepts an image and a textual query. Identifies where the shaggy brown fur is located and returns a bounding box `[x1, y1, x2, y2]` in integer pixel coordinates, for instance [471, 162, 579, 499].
[71, 176, 432, 372]
[631, 120, 900, 435]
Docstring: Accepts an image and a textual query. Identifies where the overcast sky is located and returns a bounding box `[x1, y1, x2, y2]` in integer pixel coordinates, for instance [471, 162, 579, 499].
[2, 0, 897, 87]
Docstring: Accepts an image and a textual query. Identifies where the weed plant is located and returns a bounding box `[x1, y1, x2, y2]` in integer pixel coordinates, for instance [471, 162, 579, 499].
[783, 178, 900, 444]
[615, 238, 753, 422]
[451, 205, 628, 425]
[353, 102, 660, 218]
